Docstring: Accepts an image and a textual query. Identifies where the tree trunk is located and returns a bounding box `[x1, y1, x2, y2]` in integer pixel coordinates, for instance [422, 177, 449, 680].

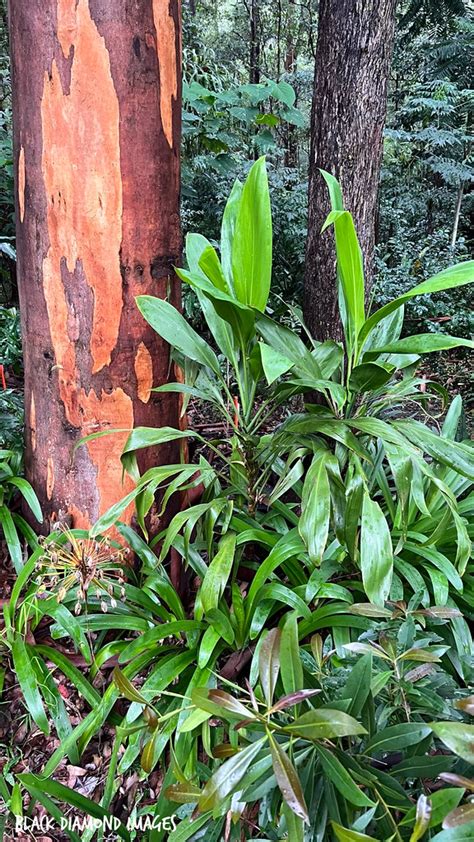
[249, 0, 260, 84]
[304, 0, 396, 342]
[9, 0, 182, 531]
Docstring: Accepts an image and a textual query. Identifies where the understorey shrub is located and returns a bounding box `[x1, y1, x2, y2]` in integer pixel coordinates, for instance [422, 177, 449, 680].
[5, 158, 474, 839]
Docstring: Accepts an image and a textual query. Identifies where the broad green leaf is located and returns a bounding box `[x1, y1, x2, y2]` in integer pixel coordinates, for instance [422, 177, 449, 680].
[259, 342, 293, 384]
[199, 738, 265, 812]
[220, 179, 243, 292]
[280, 612, 304, 696]
[5, 477, 42, 522]
[259, 627, 281, 708]
[255, 313, 323, 378]
[321, 205, 365, 351]
[12, 636, 49, 734]
[0, 504, 22, 572]
[395, 419, 474, 481]
[359, 261, 474, 346]
[365, 723, 432, 755]
[367, 333, 474, 356]
[136, 296, 221, 374]
[200, 532, 237, 614]
[360, 493, 393, 605]
[268, 732, 309, 823]
[331, 823, 374, 841]
[349, 362, 393, 392]
[340, 654, 373, 717]
[431, 722, 474, 764]
[402, 789, 465, 830]
[231, 157, 272, 311]
[199, 245, 229, 292]
[316, 744, 374, 807]
[284, 709, 366, 741]
[298, 452, 331, 565]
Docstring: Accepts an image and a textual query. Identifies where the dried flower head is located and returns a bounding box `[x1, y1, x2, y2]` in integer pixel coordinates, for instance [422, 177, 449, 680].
[36, 525, 130, 614]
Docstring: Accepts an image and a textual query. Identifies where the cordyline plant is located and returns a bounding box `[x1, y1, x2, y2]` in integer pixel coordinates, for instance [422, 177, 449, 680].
[5, 159, 474, 840]
[92, 157, 474, 612]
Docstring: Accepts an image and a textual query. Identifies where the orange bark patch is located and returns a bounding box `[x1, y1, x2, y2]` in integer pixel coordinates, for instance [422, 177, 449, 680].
[67, 502, 90, 531]
[18, 146, 25, 223]
[46, 457, 55, 500]
[134, 342, 153, 403]
[79, 387, 135, 523]
[57, 0, 78, 57]
[152, 0, 179, 148]
[42, 0, 123, 379]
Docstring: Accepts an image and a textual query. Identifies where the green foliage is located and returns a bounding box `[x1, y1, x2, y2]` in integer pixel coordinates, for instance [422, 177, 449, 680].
[0, 448, 41, 573]
[8, 164, 470, 836]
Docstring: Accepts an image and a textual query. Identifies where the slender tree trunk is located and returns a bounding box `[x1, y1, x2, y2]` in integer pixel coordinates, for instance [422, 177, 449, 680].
[304, 0, 396, 342]
[9, 0, 182, 531]
[249, 0, 260, 84]
[450, 182, 463, 248]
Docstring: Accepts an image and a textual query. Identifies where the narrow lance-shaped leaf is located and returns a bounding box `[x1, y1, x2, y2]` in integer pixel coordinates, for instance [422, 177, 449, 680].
[267, 732, 309, 823]
[359, 260, 474, 347]
[200, 532, 237, 615]
[431, 722, 474, 764]
[360, 492, 393, 606]
[280, 612, 304, 696]
[259, 627, 281, 708]
[136, 295, 221, 374]
[199, 738, 265, 812]
[232, 157, 272, 311]
[298, 452, 331, 565]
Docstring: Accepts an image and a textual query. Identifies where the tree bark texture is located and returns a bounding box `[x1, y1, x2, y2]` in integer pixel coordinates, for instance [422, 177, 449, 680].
[9, 0, 182, 531]
[304, 0, 397, 342]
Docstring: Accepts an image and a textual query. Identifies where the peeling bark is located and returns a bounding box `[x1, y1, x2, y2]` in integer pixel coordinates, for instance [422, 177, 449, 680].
[9, 0, 182, 531]
[304, 0, 396, 342]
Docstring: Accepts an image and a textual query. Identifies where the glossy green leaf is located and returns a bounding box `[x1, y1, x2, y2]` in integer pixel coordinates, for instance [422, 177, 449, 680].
[6, 477, 42, 522]
[259, 627, 281, 707]
[316, 744, 374, 807]
[200, 532, 237, 614]
[359, 260, 474, 346]
[267, 732, 309, 823]
[298, 452, 331, 565]
[12, 636, 49, 734]
[137, 296, 221, 374]
[280, 612, 304, 696]
[331, 823, 374, 841]
[360, 493, 393, 605]
[221, 179, 243, 292]
[431, 722, 474, 764]
[365, 723, 432, 755]
[231, 157, 272, 311]
[367, 333, 474, 356]
[199, 738, 265, 812]
[284, 708, 366, 741]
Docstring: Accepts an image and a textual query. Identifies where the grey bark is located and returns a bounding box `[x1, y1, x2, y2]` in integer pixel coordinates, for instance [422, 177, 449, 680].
[304, 0, 397, 342]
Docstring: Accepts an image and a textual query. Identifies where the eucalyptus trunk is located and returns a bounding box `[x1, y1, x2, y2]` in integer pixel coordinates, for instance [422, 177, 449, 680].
[9, 0, 182, 530]
[304, 0, 397, 341]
